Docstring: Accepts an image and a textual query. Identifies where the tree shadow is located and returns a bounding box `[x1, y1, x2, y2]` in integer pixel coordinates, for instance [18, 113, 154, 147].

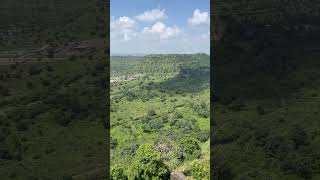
[158, 66, 210, 94]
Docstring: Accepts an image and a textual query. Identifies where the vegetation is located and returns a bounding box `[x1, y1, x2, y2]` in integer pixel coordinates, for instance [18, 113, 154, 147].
[111, 54, 210, 179]
[0, 0, 108, 179]
[213, 0, 320, 179]
[0, 56, 108, 179]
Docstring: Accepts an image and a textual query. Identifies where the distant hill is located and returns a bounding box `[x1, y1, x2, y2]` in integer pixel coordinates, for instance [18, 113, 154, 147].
[111, 53, 210, 75]
[0, 0, 107, 50]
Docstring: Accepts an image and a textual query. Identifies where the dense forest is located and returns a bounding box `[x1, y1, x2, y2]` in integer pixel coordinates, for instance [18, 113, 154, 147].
[213, 0, 320, 179]
[0, 0, 108, 179]
[111, 54, 210, 179]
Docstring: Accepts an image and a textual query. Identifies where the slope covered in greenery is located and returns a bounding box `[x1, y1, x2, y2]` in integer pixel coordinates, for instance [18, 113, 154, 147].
[213, 0, 320, 179]
[111, 54, 210, 179]
[0, 57, 108, 179]
[0, 0, 108, 179]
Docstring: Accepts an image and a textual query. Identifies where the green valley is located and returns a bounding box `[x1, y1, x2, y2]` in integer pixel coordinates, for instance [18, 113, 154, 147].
[110, 54, 210, 179]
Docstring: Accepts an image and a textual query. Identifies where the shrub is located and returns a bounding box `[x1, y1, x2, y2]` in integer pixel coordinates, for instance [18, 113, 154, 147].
[290, 125, 307, 148]
[178, 137, 201, 160]
[129, 144, 169, 179]
[190, 160, 210, 179]
[111, 138, 118, 149]
[195, 129, 210, 142]
[173, 112, 183, 119]
[169, 119, 178, 126]
[191, 102, 209, 118]
[264, 135, 293, 157]
[161, 113, 169, 122]
[142, 124, 152, 133]
[148, 119, 163, 130]
[111, 165, 127, 180]
[147, 109, 156, 116]
[53, 110, 72, 127]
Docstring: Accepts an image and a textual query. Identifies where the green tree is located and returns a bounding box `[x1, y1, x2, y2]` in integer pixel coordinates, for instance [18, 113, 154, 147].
[190, 160, 210, 179]
[129, 144, 169, 179]
[111, 165, 127, 180]
[178, 137, 201, 160]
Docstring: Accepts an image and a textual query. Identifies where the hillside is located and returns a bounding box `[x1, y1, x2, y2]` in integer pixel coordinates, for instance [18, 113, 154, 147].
[111, 54, 209, 75]
[0, 0, 108, 179]
[0, 0, 107, 51]
[111, 54, 210, 179]
[212, 0, 320, 179]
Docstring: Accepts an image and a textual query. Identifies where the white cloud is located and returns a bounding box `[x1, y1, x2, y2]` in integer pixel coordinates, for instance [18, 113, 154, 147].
[111, 16, 136, 29]
[136, 8, 168, 22]
[201, 31, 210, 39]
[111, 16, 137, 41]
[110, 10, 210, 54]
[142, 22, 181, 40]
[188, 9, 210, 26]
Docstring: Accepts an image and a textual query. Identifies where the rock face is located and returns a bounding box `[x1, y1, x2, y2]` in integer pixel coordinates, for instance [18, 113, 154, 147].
[170, 171, 186, 180]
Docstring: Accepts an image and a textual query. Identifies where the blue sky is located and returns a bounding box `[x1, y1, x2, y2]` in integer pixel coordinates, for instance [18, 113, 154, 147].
[111, 0, 210, 55]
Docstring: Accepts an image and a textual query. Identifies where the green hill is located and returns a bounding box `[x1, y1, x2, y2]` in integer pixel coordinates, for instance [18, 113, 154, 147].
[111, 54, 209, 75]
[111, 54, 210, 179]
[213, 0, 320, 179]
[0, 0, 108, 179]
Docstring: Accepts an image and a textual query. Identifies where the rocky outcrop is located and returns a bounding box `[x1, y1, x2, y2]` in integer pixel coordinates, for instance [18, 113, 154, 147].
[170, 171, 186, 180]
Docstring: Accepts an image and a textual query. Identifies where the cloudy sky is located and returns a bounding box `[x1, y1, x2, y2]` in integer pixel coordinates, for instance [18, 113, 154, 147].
[111, 0, 210, 55]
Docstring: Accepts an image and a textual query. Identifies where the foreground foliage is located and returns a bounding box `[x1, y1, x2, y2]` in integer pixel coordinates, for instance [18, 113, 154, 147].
[111, 54, 210, 179]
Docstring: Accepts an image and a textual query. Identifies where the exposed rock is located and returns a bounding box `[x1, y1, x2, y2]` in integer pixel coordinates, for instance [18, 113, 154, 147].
[170, 171, 186, 180]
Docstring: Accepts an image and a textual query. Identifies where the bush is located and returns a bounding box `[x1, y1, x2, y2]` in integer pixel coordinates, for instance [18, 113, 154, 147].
[142, 124, 152, 133]
[53, 110, 72, 127]
[173, 112, 183, 119]
[191, 102, 209, 118]
[190, 160, 210, 179]
[264, 135, 293, 157]
[111, 138, 118, 149]
[290, 125, 307, 148]
[161, 113, 169, 122]
[178, 137, 201, 160]
[130, 144, 169, 179]
[195, 129, 210, 142]
[147, 109, 156, 116]
[148, 119, 163, 130]
[120, 141, 138, 156]
[111, 165, 127, 180]
[169, 119, 178, 126]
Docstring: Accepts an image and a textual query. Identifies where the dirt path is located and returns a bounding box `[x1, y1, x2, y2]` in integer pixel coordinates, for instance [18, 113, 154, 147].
[16, 44, 49, 58]
[0, 44, 52, 65]
[0, 57, 66, 65]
